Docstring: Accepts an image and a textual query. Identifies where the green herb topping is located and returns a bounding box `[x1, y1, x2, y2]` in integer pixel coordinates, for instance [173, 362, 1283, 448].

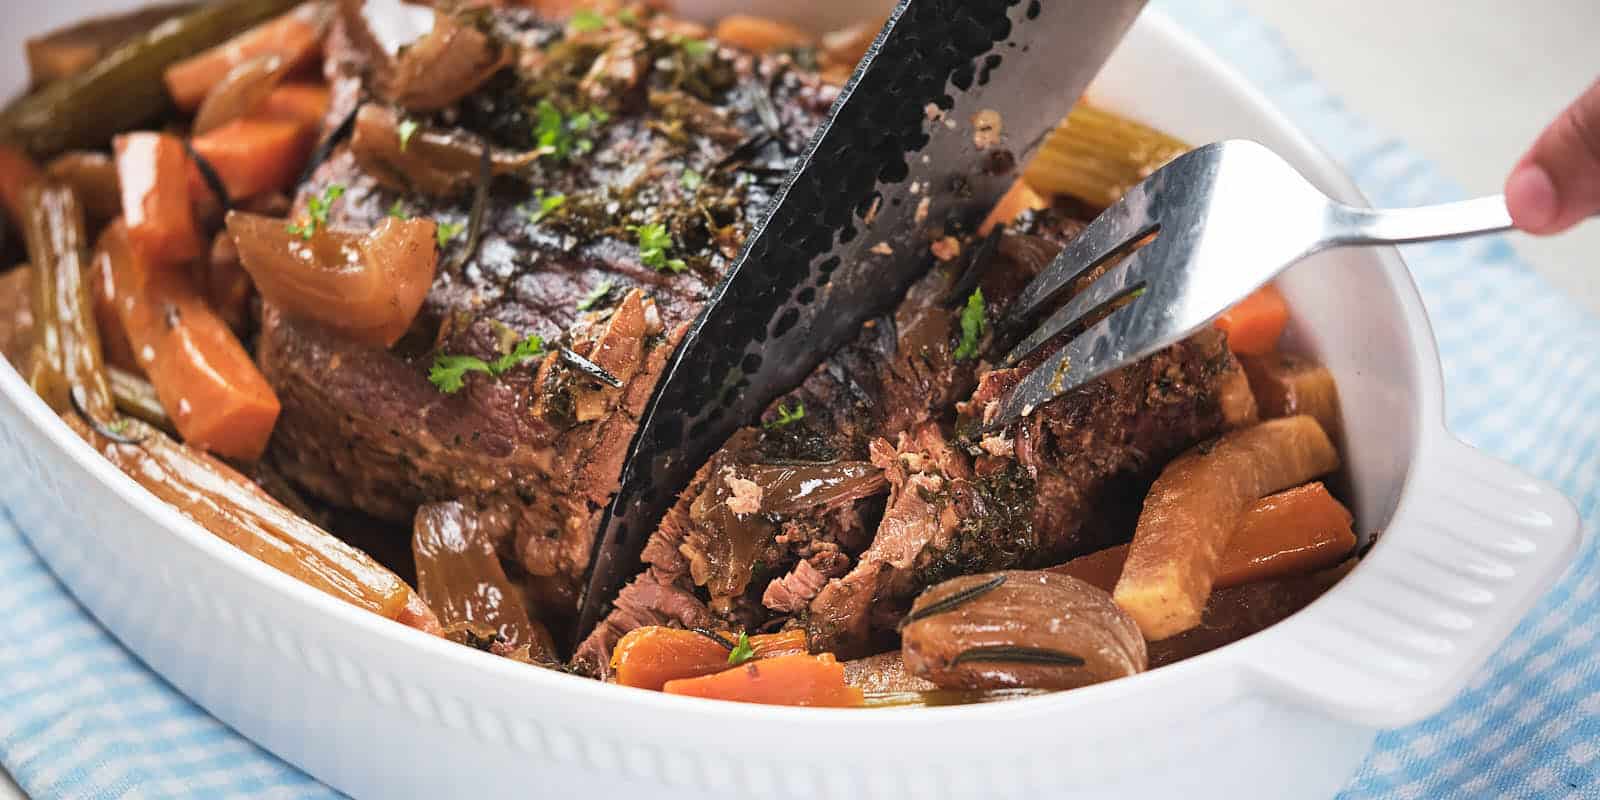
[680, 168, 703, 191]
[387, 200, 408, 220]
[568, 8, 606, 32]
[436, 220, 464, 247]
[577, 278, 615, 311]
[630, 222, 686, 273]
[726, 632, 755, 666]
[764, 401, 804, 430]
[678, 36, 712, 58]
[286, 184, 345, 240]
[524, 190, 566, 225]
[397, 118, 419, 151]
[428, 334, 547, 394]
[534, 101, 609, 161]
[953, 287, 985, 361]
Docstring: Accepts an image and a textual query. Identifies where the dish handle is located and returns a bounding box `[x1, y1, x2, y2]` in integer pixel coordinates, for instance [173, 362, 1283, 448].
[1236, 431, 1581, 728]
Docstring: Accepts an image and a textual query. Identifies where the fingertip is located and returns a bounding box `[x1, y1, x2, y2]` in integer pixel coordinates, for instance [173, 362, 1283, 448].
[1505, 162, 1561, 234]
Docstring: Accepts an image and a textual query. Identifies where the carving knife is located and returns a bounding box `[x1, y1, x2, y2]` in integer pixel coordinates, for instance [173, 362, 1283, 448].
[575, 0, 1149, 651]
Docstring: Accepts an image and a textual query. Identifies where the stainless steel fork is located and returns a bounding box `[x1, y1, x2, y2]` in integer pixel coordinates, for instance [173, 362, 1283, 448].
[989, 138, 1523, 429]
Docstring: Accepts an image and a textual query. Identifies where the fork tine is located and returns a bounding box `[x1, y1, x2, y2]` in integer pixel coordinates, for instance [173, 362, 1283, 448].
[1001, 233, 1166, 366]
[985, 300, 1149, 431]
[1003, 181, 1156, 328]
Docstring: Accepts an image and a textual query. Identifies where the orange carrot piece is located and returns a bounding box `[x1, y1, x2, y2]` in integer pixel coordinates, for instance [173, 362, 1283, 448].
[979, 178, 1048, 236]
[114, 133, 205, 267]
[1221, 482, 1355, 588]
[663, 653, 864, 707]
[0, 144, 44, 231]
[100, 220, 280, 460]
[1213, 284, 1289, 356]
[257, 82, 330, 129]
[88, 247, 141, 372]
[188, 116, 313, 201]
[613, 627, 810, 691]
[163, 5, 323, 111]
[1052, 481, 1356, 593]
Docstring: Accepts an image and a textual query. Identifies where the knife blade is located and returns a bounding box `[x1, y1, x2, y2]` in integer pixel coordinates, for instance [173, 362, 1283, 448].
[574, 0, 1148, 650]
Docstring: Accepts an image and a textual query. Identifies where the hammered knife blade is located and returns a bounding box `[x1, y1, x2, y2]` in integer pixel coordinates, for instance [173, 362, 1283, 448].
[575, 0, 1148, 649]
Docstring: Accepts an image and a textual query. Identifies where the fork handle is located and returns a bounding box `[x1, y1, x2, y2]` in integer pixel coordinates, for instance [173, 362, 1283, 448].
[1322, 194, 1513, 247]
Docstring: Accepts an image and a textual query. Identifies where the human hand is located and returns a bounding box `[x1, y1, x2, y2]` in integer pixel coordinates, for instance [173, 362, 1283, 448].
[1505, 78, 1600, 234]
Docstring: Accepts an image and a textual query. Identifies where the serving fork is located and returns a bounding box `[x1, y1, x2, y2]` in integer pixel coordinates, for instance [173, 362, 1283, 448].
[990, 138, 1529, 428]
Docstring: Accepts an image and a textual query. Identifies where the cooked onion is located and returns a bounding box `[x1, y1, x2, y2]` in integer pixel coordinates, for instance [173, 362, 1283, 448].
[341, 0, 507, 111]
[225, 210, 438, 347]
[349, 103, 536, 197]
[192, 53, 285, 134]
[901, 571, 1147, 691]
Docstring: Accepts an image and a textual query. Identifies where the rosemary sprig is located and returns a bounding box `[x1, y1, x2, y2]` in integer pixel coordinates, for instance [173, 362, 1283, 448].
[899, 574, 1007, 629]
[948, 645, 1085, 668]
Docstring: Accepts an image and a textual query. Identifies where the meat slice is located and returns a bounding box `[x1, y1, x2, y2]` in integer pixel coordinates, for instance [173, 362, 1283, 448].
[258, 7, 839, 630]
[805, 330, 1244, 656]
[805, 425, 970, 654]
[573, 210, 1087, 673]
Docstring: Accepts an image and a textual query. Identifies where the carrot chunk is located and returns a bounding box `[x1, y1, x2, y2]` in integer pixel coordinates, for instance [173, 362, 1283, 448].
[257, 82, 330, 129]
[114, 132, 205, 267]
[979, 178, 1049, 236]
[0, 144, 44, 230]
[1214, 284, 1289, 356]
[1239, 351, 1343, 440]
[663, 653, 864, 707]
[711, 15, 813, 53]
[1052, 481, 1356, 592]
[189, 116, 313, 201]
[163, 5, 323, 111]
[87, 245, 140, 372]
[99, 220, 280, 460]
[612, 627, 810, 691]
[1222, 482, 1355, 587]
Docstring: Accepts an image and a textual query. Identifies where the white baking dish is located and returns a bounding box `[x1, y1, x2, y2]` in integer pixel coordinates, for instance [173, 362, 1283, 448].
[0, 3, 1581, 798]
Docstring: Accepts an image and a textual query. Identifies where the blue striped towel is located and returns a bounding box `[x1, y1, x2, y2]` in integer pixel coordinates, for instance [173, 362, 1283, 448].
[3, 0, 1597, 796]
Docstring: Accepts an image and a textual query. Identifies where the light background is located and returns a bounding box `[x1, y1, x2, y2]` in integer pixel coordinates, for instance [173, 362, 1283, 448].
[1236, 0, 1599, 312]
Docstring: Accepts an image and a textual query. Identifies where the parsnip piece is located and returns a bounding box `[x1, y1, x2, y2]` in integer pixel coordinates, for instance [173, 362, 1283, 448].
[1113, 416, 1339, 639]
[1052, 481, 1356, 592]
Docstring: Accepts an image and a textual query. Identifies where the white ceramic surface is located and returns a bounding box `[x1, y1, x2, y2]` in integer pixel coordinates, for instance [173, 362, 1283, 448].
[0, 4, 1582, 799]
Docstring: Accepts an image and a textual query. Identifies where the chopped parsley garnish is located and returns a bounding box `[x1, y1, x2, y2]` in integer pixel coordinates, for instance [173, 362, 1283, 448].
[490, 334, 547, 374]
[953, 287, 985, 361]
[286, 184, 344, 240]
[523, 190, 566, 224]
[435, 220, 464, 247]
[569, 8, 606, 32]
[397, 118, 420, 151]
[428, 355, 492, 394]
[616, 7, 637, 24]
[678, 36, 712, 58]
[764, 402, 804, 430]
[680, 168, 703, 191]
[387, 200, 408, 219]
[630, 222, 685, 273]
[726, 632, 755, 666]
[107, 419, 130, 435]
[428, 334, 547, 394]
[533, 101, 608, 160]
[577, 278, 615, 311]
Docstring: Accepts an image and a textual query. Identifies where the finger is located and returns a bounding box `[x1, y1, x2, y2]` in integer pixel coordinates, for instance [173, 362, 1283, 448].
[1506, 77, 1600, 234]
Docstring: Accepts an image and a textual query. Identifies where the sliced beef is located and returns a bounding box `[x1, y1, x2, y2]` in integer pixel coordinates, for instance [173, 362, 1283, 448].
[806, 329, 1245, 656]
[259, 6, 838, 629]
[573, 210, 1086, 673]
